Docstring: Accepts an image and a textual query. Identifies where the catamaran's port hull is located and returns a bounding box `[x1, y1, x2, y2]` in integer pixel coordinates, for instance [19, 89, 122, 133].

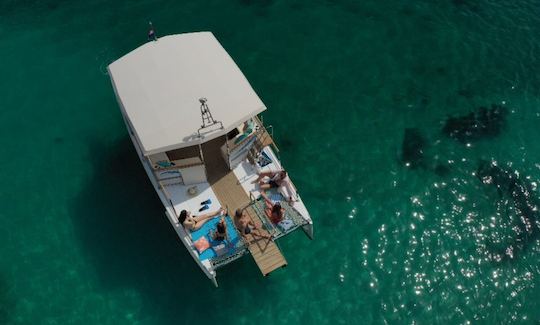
[122, 116, 219, 285]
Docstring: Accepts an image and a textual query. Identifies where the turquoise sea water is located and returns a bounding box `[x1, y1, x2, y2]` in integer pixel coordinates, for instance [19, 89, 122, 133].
[2, 0, 540, 323]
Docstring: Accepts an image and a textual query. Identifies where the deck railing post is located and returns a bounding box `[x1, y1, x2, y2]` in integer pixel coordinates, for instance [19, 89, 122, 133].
[198, 142, 209, 181]
[224, 137, 231, 170]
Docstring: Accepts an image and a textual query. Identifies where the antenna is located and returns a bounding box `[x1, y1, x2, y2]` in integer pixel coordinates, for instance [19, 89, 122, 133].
[197, 98, 223, 137]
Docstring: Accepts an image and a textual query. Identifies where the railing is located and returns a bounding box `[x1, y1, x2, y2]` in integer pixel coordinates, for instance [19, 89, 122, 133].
[210, 239, 248, 269]
[153, 170, 183, 183]
[157, 179, 177, 208]
[227, 130, 257, 154]
[254, 116, 280, 157]
[153, 160, 204, 171]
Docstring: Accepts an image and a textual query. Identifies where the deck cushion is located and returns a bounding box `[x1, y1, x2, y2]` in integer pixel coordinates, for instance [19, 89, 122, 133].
[193, 236, 210, 253]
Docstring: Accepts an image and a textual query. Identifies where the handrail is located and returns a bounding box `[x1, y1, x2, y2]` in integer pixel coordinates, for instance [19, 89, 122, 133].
[157, 179, 176, 209]
[254, 116, 280, 161]
[265, 124, 275, 140]
[211, 245, 247, 268]
[227, 130, 257, 153]
[153, 160, 204, 171]
[153, 172, 182, 181]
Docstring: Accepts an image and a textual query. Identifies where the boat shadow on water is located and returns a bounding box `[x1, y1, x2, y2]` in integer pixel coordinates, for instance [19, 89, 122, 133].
[0, 273, 16, 324]
[70, 136, 273, 322]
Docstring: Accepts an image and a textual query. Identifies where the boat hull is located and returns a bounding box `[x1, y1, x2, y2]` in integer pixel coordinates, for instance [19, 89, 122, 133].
[122, 115, 218, 286]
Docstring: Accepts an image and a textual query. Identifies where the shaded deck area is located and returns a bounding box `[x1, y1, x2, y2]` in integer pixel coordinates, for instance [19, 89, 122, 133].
[202, 136, 287, 276]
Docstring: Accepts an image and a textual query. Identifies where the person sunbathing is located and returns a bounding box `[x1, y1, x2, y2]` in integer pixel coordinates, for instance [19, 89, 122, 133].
[255, 170, 299, 204]
[234, 209, 271, 244]
[261, 192, 285, 224]
[211, 216, 228, 241]
[255, 170, 288, 190]
[178, 208, 224, 231]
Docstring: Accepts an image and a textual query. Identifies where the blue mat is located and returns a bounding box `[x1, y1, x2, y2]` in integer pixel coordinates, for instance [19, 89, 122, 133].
[270, 192, 282, 203]
[258, 151, 272, 167]
[190, 215, 241, 261]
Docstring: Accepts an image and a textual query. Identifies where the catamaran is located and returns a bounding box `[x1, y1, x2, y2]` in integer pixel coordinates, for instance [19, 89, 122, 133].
[107, 32, 313, 286]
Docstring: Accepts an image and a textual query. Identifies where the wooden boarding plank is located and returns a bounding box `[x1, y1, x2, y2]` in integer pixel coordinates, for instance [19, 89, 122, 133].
[242, 207, 287, 274]
[202, 137, 287, 276]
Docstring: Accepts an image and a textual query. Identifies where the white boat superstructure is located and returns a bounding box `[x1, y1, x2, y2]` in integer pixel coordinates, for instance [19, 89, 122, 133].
[108, 32, 313, 286]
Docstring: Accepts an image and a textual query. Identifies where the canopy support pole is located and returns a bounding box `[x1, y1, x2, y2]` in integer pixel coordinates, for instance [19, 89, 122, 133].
[198, 143, 208, 181]
[224, 138, 231, 170]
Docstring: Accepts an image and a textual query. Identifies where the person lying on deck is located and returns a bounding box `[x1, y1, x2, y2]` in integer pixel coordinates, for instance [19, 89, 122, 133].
[261, 191, 285, 224]
[211, 216, 228, 241]
[255, 170, 288, 190]
[254, 170, 298, 203]
[234, 209, 271, 244]
[178, 208, 224, 232]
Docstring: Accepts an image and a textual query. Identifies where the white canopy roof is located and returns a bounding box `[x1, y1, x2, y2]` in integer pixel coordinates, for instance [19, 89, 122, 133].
[108, 32, 266, 155]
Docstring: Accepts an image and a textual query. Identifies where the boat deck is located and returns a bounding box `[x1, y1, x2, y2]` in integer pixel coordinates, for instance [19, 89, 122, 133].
[202, 136, 287, 276]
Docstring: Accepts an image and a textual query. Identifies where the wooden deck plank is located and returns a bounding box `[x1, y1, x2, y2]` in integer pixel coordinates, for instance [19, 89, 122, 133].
[202, 137, 287, 276]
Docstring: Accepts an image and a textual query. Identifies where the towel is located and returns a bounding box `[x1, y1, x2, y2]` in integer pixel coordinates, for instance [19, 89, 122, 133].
[278, 219, 294, 232]
[213, 243, 227, 257]
[270, 193, 282, 204]
[258, 151, 272, 167]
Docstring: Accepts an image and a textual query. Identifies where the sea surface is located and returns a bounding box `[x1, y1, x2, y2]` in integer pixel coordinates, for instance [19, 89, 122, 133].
[1, 0, 540, 324]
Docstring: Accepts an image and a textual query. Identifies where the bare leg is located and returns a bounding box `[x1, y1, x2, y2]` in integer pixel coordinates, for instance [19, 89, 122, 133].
[261, 191, 273, 206]
[194, 218, 213, 231]
[193, 207, 223, 222]
[252, 228, 271, 239]
[191, 208, 223, 231]
[248, 221, 271, 239]
[254, 171, 275, 183]
[241, 233, 252, 245]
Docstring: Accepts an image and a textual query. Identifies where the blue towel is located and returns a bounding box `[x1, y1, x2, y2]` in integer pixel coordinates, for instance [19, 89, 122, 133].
[258, 151, 272, 167]
[191, 216, 240, 261]
[270, 193, 283, 203]
[156, 161, 173, 167]
[278, 219, 294, 232]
